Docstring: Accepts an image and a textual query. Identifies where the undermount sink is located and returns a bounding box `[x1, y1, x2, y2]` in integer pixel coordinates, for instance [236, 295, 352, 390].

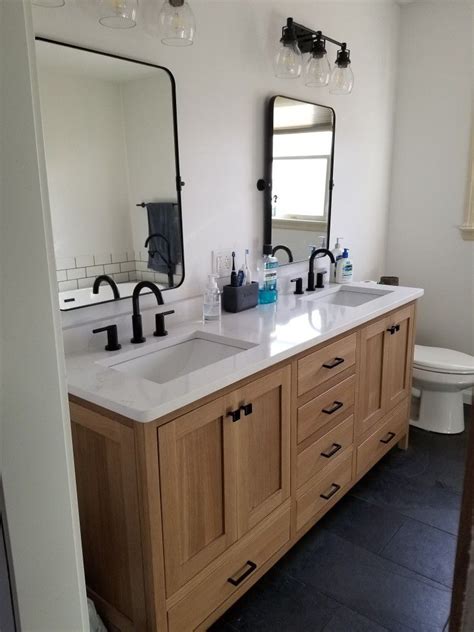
[101, 331, 257, 385]
[299, 285, 393, 307]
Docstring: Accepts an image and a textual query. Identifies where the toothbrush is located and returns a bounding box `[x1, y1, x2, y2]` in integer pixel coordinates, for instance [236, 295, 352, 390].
[243, 249, 252, 284]
[231, 251, 238, 287]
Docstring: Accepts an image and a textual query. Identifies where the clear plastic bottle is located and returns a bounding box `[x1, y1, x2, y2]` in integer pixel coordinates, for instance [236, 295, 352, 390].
[203, 274, 221, 321]
[258, 245, 278, 304]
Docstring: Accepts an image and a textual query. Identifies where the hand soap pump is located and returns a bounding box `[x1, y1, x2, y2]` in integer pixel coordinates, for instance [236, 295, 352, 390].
[203, 274, 221, 321]
[335, 248, 353, 284]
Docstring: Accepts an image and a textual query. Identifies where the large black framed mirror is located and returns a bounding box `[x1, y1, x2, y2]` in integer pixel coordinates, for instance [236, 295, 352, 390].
[262, 96, 335, 265]
[35, 38, 185, 310]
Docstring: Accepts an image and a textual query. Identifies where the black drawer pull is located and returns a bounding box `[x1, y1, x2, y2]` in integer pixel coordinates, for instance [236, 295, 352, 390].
[320, 483, 341, 500]
[322, 401, 344, 415]
[227, 560, 257, 586]
[227, 409, 241, 422]
[323, 357, 345, 369]
[380, 431, 396, 444]
[387, 324, 400, 335]
[240, 403, 253, 416]
[321, 443, 342, 458]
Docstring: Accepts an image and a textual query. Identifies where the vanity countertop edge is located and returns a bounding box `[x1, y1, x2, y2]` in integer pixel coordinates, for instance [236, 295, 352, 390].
[66, 283, 424, 423]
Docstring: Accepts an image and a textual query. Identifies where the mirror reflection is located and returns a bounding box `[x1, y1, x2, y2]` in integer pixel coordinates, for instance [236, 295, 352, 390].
[266, 96, 335, 265]
[35, 39, 184, 310]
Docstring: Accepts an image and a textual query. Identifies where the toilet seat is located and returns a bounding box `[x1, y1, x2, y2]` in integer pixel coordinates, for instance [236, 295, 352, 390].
[413, 345, 474, 375]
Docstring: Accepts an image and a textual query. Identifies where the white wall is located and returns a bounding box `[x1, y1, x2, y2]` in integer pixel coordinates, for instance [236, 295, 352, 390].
[33, 0, 400, 325]
[0, 1, 88, 629]
[386, 3, 474, 354]
[38, 68, 133, 259]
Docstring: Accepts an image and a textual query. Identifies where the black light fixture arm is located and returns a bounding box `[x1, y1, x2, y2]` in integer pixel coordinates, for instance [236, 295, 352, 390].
[281, 17, 348, 54]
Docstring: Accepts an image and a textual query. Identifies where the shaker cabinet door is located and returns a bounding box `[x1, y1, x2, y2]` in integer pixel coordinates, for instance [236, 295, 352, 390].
[232, 366, 291, 537]
[158, 397, 238, 596]
[385, 304, 415, 410]
[357, 317, 389, 436]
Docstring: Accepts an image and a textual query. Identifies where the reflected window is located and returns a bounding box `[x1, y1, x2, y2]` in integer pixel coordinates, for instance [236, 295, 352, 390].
[272, 130, 331, 221]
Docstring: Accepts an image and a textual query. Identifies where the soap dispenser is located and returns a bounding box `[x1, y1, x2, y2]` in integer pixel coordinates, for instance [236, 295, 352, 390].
[335, 248, 353, 284]
[331, 237, 344, 281]
[203, 274, 221, 321]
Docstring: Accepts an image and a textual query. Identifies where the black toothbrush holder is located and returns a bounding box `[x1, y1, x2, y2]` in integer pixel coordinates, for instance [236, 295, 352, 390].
[222, 282, 259, 313]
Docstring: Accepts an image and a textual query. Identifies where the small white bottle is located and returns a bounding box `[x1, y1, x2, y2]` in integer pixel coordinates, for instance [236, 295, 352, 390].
[331, 237, 344, 282]
[203, 274, 221, 321]
[336, 248, 354, 284]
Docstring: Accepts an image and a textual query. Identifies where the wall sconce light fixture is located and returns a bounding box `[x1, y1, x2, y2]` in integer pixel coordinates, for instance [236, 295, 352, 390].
[159, 0, 195, 46]
[98, 0, 138, 29]
[275, 17, 353, 95]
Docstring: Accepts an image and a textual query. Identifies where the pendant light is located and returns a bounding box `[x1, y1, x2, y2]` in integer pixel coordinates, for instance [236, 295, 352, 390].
[329, 44, 354, 94]
[274, 17, 302, 79]
[159, 0, 195, 47]
[305, 31, 330, 87]
[32, 0, 65, 6]
[98, 0, 138, 29]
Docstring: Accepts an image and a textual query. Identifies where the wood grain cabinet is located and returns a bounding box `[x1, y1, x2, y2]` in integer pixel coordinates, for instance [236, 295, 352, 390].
[69, 302, 417, 632]
[357, 304, 415, 437]
[159, 366, 291, 596]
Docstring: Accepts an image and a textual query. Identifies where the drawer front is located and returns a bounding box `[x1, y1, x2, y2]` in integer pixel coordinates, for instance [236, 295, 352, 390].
[168, 506, 290, 632]
[297, 333, 357, 397]
[297, 375, 355, 444]
[297, 415, 354, 489]
[296, 450, 353, 532]
[356, 399, 409, 477]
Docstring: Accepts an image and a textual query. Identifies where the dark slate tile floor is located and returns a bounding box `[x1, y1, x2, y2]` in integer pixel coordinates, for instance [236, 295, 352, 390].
[211, 405, 471, 632]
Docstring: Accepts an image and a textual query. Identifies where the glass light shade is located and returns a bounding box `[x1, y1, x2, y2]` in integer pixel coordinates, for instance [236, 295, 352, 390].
[159, 0, 195, 46]
[329, 65, 354, 95]
[273, 41, 302, 79]
[305, 55, 331, 87]
[32, 0, 65, 6]
[98, 0, 138, 28]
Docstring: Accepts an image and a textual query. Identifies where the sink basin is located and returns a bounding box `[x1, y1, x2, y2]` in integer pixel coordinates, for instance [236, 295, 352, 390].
[300, 286, 392, 307]
[102, 331, 257, 385]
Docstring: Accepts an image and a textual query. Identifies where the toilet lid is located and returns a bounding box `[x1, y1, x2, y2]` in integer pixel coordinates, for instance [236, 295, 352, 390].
[414, 345, 474, 374]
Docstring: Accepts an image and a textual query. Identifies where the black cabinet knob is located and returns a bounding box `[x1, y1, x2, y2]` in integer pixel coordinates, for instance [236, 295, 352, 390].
[154, 310, 175, 337]
[92, 324, 121, 351]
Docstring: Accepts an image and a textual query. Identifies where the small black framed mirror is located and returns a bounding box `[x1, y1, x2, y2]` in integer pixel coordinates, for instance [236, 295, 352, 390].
[261, 96, 335, 265]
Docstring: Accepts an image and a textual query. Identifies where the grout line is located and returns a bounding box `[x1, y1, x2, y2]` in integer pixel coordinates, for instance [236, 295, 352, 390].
[377, 518, 408, 554]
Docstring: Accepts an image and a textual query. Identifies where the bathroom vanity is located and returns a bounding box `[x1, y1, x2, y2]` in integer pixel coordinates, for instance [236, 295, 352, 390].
[66, 284, 422, 632]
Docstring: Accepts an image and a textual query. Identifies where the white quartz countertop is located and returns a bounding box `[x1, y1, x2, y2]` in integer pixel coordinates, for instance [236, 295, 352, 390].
[66, 283, 423, 422]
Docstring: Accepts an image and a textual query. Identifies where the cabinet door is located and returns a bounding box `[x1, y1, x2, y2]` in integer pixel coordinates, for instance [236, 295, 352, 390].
[158, 398, 238, 595]
[385, 304, 415, 410]
[357, 318, 389, 436]
[233, 366, 291, 538]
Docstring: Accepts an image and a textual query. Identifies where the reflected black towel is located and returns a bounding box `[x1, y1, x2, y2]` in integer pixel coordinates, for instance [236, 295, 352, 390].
[146, 202, 182, 274]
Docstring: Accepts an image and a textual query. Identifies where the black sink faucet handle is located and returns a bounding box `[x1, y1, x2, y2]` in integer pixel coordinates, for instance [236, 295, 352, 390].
[316, 271, 326, 289]
[92, 324, 121, 351]
[154, 310, 175, 337]
[290, 278, 304, 295]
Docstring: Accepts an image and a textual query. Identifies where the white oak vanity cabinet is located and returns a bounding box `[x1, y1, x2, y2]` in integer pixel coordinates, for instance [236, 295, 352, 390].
[69, 302, 416, 632]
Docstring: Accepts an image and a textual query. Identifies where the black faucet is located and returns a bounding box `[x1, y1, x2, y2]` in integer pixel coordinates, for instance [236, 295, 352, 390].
[307, 248, 336, 291]
[144, 233, 174, 287]
[272, 244, 294, 263]
[92, 274, 120, 300]
[131, 281, 164, 344]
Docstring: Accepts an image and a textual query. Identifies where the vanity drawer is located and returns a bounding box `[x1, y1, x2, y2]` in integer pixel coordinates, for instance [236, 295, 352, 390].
[296, 450, 353, 532]
[297, 333, 357, 397]
[356, 399, 409, 477]
[297, 374, 355, 444]
[297, 415, 354, 489]
[167, 505, 290, 632]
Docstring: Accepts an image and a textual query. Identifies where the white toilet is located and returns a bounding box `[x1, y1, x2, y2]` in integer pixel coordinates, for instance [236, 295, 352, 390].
[410, 345, 474, 434]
